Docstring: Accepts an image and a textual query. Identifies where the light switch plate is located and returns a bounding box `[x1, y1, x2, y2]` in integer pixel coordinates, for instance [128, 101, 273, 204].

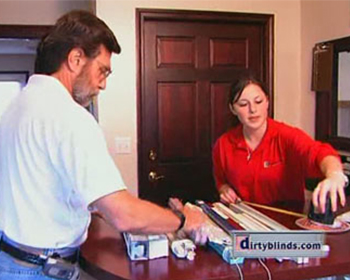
[115, 137, 131, 154]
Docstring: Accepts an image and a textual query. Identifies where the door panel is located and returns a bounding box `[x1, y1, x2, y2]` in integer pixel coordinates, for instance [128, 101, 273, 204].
[137, 9, 273, 205]
[158, 83, 197, 160]
[157, 37, 195, 68]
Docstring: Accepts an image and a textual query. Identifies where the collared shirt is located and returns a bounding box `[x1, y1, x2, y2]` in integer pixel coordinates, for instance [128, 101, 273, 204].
[0, 75, 126, 248]
[212, 118, 339, 205]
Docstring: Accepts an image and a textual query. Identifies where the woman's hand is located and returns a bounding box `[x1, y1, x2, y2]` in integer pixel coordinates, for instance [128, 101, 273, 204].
[219, 184, 240, 204]
[312, 171, 347, 213]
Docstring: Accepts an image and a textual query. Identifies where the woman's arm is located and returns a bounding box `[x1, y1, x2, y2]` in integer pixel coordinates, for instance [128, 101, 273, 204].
[278, 124, 346, 212]
[312, 155, 348, 213]
[212, 137, 240, 204]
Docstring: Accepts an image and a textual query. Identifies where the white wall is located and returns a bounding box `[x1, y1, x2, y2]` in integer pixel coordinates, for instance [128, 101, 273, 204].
[338, 52, 350, 101]
[338, 52, 350, 137]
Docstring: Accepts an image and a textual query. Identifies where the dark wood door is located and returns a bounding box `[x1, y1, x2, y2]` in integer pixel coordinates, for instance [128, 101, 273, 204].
[137, 9, 274, 205]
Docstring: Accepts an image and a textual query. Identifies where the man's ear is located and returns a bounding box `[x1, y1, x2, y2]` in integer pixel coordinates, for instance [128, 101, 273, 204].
[229, 103, 237, 116]
[67, 48, 86, 74]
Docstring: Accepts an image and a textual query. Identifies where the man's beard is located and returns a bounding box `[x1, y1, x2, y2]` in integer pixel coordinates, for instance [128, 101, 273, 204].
[72, 66, 97, 107]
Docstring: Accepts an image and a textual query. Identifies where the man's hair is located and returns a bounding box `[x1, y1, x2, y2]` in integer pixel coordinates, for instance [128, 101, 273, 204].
[35, 10, 121, 74]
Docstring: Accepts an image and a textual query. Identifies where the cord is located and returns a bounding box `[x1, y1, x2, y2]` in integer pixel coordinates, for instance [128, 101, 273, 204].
[258, 258, 272, 280]
[234, 262, 244, 280]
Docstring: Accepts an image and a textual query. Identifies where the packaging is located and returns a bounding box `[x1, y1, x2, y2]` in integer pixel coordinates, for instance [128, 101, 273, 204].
[208, 241, 244, 265]
[123, 232, 169, 261]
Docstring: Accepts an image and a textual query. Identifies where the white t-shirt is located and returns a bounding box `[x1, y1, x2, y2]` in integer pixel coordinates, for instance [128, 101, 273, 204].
[0, 75, 126, 248]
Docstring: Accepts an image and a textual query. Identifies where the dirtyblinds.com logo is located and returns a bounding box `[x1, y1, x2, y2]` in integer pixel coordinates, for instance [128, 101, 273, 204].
[237, 236, 322, 252]
[232, 231, 327, 258]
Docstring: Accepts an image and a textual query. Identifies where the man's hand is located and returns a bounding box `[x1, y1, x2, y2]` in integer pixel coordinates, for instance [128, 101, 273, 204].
[312, 172, 347, 213]
[182, 204, 208, 244]
[169, 198, 208, 244]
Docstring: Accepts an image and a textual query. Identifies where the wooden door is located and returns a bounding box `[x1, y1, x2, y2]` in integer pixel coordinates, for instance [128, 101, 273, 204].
[137, 9, 274, 205]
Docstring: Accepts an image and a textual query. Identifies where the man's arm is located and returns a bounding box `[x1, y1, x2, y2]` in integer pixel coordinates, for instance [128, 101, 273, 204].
[90, 190, 205, 235]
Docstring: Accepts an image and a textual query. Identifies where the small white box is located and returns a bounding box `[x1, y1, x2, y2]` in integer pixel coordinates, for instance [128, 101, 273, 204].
[123, 232, 169, 261]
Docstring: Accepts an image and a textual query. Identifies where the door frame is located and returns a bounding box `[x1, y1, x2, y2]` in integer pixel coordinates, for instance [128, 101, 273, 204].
[136, 8, 274, 196]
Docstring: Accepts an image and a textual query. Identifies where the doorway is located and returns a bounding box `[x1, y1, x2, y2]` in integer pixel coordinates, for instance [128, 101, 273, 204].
[137, 9, 274, 205]
[0, 25, 51, 116]
[0, 25, 99, 120]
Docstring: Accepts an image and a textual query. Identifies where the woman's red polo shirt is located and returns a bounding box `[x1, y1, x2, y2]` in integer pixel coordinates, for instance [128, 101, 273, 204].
[212, 118, 339, 205]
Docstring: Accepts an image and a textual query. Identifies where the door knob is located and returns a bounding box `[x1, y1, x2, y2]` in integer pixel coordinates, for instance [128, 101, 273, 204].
[148, 171, 165, 183]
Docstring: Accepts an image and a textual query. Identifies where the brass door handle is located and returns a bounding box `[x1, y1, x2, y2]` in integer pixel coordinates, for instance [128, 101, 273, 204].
[148, 171, 165, 183]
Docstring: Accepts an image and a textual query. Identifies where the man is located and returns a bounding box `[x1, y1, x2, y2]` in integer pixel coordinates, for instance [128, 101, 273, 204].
[0, 10, 206, 280]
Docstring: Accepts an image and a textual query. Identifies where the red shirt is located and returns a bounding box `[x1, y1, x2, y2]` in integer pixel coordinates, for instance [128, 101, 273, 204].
[212, 118, 339, 205]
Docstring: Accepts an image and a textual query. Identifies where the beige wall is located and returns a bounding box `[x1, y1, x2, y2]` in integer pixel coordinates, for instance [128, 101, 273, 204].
[0, 0, 348, 195]
[97, 0, 303, 195]
[0, 0, 94, 25]
[300, 0, 350, 136]
[97, 0, 350, 195]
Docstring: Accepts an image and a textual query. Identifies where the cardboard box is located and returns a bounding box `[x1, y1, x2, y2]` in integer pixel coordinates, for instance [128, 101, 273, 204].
[123, 232, 169, 261]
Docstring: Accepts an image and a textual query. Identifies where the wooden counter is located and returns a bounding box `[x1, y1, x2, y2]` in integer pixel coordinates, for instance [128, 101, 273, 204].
[80, 205, 350, 280]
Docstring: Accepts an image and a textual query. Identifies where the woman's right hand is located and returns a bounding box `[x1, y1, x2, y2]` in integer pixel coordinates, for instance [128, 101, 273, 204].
[219, 184, 240, 204]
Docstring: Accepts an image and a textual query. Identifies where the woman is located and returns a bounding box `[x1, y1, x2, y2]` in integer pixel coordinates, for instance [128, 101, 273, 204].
[212, 76, 348, 213]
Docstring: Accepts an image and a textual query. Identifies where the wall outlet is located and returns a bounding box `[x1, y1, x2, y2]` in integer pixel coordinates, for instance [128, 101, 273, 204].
[115, 137, 131, 154]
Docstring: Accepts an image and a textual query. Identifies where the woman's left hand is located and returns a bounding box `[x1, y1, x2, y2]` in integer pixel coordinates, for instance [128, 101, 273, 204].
[312, 172, 347, 213]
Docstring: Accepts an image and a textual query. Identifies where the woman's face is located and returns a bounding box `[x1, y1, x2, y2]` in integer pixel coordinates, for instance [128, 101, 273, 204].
[230, 83, 269, 131]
